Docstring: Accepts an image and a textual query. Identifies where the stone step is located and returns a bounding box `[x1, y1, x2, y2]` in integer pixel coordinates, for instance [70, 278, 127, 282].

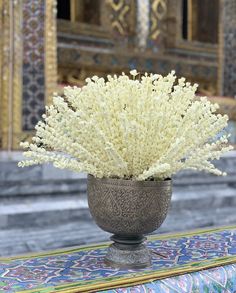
[173, 184, 236, 209]
[1, 204, 236, 257]
[0, 179, 87, 197]
[173, 153, 236, 185]
[0, 180, 235, 230]
[0, 194, 89, 229]
[0, 152, 235, 197]
[0, 154, 86, 184]
[159, 206, 236, 235]
[0, 172, 235, 197]
[174, 173, 236, 186]
[0, 152, 87, 196]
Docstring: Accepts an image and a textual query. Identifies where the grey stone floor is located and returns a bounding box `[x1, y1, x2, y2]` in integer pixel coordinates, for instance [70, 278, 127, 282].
[0, 151, 235, 257]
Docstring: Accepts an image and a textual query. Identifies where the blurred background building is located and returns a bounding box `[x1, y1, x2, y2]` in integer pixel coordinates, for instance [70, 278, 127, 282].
[0, 0, 236, 256]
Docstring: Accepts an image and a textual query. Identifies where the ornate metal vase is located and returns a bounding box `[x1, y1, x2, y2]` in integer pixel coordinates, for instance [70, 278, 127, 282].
[87, 175, 172, 268]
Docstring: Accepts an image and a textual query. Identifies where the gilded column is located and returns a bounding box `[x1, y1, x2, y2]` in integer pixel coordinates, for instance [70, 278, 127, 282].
[136, 0, 150, 50]
[12, 0, 23, 150]
[21, 0, 57, 133]
[218, 0, 236, 97]
[0, 0, 17, 150]
[45, 0, 57, 105]
[106, 0, 136, 43]
[0, 0, 57, 150]
[22, 0, 47, 131]
[149, 0, 167, 50]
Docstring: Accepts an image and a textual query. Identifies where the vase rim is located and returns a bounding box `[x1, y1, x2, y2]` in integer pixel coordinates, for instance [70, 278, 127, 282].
[87, 174, 171, 187]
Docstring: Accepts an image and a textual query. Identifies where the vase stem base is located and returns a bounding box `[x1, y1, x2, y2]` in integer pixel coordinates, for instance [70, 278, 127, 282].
[105, 235, 151, 269]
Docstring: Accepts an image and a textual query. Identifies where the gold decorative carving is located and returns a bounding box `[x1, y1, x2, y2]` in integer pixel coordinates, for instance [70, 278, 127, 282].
[150, 0, 167, 40]
[187, 0, 193, 41]
[107, 0, 135, 36]
[57, 19, 110, 39]
[45, 0, 57, 106]
[0, 0, 31, 150]
[70, 0, 82, 23]
[0, 0, 57, 150]
[0, 1, 36, 150]
[0, 0, 13, 150]
[12, 0, 23, 150]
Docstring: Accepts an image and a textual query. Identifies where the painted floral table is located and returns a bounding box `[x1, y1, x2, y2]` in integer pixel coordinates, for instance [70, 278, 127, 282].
[0, 226, 236, 292]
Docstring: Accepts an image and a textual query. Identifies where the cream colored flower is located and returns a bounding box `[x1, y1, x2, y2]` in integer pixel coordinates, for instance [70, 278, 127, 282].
[130, 69, 138, 77]
[18, 71, 233, 180]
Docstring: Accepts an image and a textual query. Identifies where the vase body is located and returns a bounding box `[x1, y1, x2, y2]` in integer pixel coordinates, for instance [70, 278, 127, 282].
[87, 175, 172, 268]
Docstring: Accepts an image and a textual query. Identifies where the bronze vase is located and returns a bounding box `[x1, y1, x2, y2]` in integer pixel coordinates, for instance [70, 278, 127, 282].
[87, 174, 172, 268]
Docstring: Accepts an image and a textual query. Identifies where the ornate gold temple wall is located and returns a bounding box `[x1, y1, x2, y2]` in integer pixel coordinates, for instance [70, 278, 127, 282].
[0, 0, 57, 150]
[57, 0, 218, 94]
[0, 0, 236, 150]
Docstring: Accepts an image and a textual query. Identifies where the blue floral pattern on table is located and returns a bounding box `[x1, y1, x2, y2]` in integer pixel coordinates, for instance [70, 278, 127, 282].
[0, 226, 235, 292]
[101, 264, 236, 292]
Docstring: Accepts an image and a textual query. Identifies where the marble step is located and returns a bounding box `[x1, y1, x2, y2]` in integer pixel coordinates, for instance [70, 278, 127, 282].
[173, 184, 236, 209]
[0, 179, 87, 197]
[0, 194, 89, 229]
[0, 160, 85, 183]
[0, 156, 87, 196]
[0, 173, 235, 198]
[0, 152, 235, 197]
[0, 181, 235, 230]
[1, 204, 236, 257]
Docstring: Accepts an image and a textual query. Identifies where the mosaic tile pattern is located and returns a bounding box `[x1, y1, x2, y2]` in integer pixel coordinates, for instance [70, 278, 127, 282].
[22, 0, 45, 131]
[0, 226, 235, 292]
[58, 46, 218, 80]
[102, 264, 236, 292]
[222, 0, 236, 97]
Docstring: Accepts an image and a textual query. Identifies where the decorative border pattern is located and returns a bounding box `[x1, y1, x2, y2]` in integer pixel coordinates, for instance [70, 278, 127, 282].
[0, 0, 23, 150]
[0, 0, 57, 149]
[101, 263, 236, 292]
[149, 0, 167, 46]
[107, 0, 136, 36]
[44, 0, 57, 105]
[22, 0, 45, 131]
[0, 0, 12, 149]
[12, 0, 23, 149]
[0, 226, 236, 293]
[58, 45, 218, 81]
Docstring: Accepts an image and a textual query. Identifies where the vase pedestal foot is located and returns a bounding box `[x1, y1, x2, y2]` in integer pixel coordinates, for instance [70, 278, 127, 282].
[105, 235, 151, 269]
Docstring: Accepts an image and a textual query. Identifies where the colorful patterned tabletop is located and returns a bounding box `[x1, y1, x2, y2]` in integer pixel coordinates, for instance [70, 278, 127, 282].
[0, 226, 236, 293]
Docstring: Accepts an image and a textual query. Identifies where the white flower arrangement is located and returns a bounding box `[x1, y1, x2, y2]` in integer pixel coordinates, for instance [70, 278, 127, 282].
[19, 70, 233, 180]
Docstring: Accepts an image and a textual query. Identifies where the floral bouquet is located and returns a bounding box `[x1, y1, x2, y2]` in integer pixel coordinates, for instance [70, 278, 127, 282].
[19, 70, 233, 180]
